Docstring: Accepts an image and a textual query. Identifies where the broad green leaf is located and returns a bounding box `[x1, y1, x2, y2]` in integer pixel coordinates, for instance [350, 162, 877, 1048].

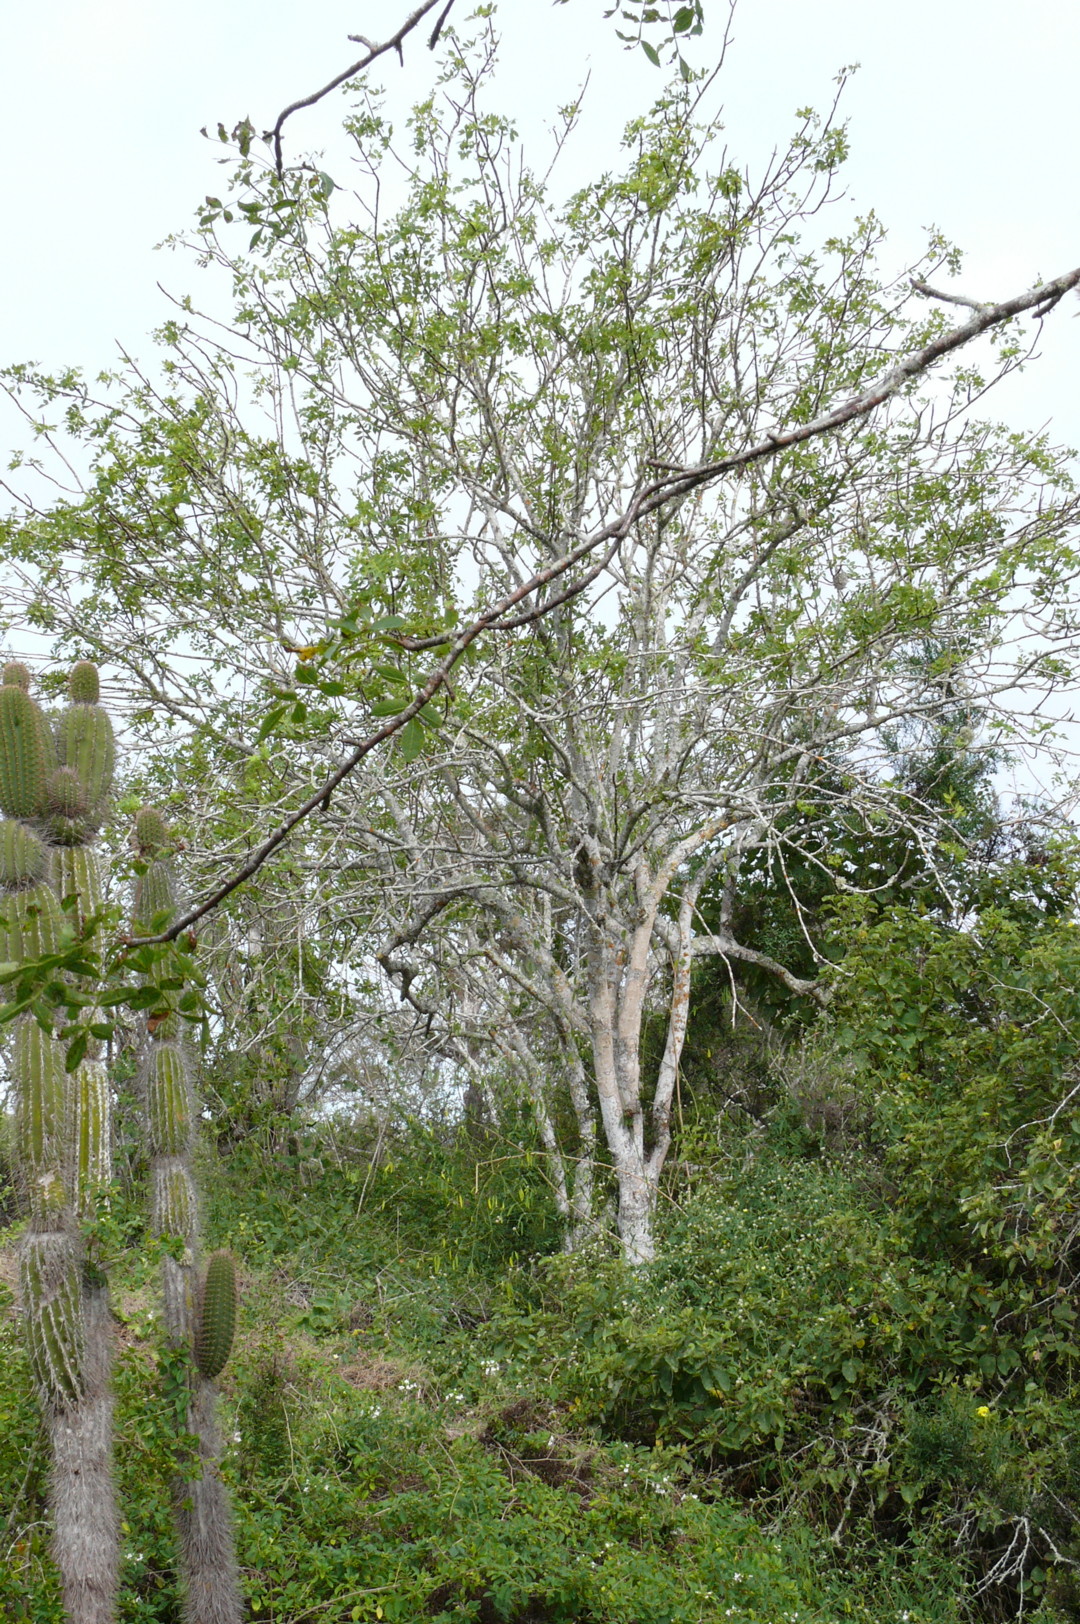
[399, 718, 425, 762]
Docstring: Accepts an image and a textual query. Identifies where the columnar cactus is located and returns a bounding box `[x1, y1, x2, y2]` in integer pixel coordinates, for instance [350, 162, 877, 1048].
[21, 1229, 86, 1404]
[52, 661, 115, 840]
[135, 809, 242, 1624]
[194, 1251, 239, 1381]
[0, 679, 54, 818]
[4, 667, 241, 1624]
[2, 662, 119, 1624]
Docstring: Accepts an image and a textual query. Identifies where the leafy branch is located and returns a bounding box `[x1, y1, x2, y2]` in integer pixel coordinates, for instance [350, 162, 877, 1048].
[126, 260, 1080, 949]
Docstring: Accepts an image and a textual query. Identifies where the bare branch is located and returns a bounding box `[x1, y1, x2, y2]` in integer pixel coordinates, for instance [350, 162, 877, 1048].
[647, 264, 1080, 490]
[266, 0, 453, 175]
[692, 931, 828, 1006]
[911, 278, 990, 311]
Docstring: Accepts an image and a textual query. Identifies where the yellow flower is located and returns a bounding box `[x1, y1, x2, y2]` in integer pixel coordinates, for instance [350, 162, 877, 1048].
[976, 1405, 990, 1418]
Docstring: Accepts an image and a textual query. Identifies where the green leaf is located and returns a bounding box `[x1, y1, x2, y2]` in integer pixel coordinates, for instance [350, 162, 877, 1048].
[641, 39, 661, 65]
[256, 704, 288, 743]
[0, 995, 35, 1024]
[64, 1029, 89, 1072]
[371, 699, 408, 717]
[120, 986, 166, 1012]
[399, 718, 425, 762]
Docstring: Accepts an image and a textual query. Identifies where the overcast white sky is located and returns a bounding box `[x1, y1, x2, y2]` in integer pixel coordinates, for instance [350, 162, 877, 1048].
[1, 0, 1077, 451]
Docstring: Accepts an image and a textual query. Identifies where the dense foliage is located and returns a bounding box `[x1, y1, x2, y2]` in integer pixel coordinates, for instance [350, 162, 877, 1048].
[6, 840, 1080, 1619]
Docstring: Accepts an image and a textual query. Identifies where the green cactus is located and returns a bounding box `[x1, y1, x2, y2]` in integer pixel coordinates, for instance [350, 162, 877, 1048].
[51, 845, 104, 929]
[13, 1017, 70, 1212]
[135, 806, 170, 856]
[193, 1252, 239, 1381]
[2, 660, 31, 691]
[153, 1162, 198, 1241]
[55, 702, 114, 827]
[0, 818, 47, 889]
[21, 1233, 86, 1406]
[133, 808, 243, 1624]
[146, 1045, 193, 1158]
[71, 1060, 111, 1221]
[0, 683, 53, 818]
[68, 661, 101, 705]
[0, 879, 65, 962]
[132, 858, 177, 934]
[46, 765, 97, 845]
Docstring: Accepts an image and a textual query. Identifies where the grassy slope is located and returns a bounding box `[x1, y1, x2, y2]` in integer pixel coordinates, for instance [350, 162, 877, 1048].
[0, 1130, 986, 1624]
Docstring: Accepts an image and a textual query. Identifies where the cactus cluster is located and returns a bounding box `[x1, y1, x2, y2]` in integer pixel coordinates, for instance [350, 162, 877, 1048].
[4, 666, 240, 1624]
[2, 660, 119, 1624]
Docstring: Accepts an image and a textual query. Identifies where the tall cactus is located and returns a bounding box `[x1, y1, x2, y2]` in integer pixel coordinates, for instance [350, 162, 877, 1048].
[2, 663, 119, 1624]
[5, 668, 241, 1623]
[135, 809, 242, 1624]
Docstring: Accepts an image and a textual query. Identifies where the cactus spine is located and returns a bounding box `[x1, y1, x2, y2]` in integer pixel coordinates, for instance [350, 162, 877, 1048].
[4, 663, 118, 1624]
[136, 811, 242, 1624]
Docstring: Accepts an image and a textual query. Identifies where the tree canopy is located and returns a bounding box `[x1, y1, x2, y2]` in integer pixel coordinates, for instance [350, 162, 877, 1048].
[4, 19, 1079, 1258]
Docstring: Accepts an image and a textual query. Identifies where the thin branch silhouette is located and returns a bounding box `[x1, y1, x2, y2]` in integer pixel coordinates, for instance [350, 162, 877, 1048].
[266, 0, 456, 174]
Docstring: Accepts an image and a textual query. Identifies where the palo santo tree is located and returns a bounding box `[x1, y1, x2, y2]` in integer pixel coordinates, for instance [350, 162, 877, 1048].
[133, 806, 242, 1624]
[1, 659, 118, 1624]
